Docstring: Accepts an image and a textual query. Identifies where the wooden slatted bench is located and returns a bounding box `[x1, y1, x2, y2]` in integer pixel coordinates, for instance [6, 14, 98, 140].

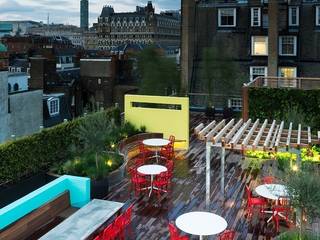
[0, 191, 77, 240]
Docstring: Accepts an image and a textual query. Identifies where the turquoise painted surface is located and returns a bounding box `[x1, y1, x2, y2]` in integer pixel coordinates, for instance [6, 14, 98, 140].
[0, 175, 90, 230]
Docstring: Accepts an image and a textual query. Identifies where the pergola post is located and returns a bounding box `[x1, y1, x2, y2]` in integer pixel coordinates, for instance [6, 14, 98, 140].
[221, 143, 225, 197]
[205, 141, 212, 210]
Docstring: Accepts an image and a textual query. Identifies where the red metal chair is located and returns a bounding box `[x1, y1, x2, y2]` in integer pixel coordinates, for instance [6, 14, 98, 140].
[134, 157, 145, 167]
[245, 185, 267, 218]
[272, 205, 293, 233]
[102, 224, 117, 240]
[169, 135, 175, 144]
[262, 176, 277, 184]
[129, 168, 148, 196]
[161, 143, 174, 160]
[166, 160, 174, 178]
[218, 230, 236, 240]
[93, 235, 101, 240]
[154, 171, 170, 197]
[139, 143, 153, 160]
[114, 214, 126, 240]
[168, 222, 189, 240]
[123, 204, 134, 227]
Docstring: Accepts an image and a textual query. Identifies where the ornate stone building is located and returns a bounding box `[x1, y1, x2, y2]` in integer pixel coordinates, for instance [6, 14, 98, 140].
[94, 1, 180, 50]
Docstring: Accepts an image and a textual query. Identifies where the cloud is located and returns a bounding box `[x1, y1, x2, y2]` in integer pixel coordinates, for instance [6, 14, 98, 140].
[0, 0, 180, 26]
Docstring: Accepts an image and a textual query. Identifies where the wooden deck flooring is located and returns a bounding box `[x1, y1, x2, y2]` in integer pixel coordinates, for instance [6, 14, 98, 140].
[104, 114, 272, 240]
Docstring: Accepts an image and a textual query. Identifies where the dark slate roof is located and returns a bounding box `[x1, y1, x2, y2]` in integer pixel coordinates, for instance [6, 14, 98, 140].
[57, 68, 80, 85]
[54, 48, 78, 56]
[10, 58, 29, 69]
[100, 6, 115, 17]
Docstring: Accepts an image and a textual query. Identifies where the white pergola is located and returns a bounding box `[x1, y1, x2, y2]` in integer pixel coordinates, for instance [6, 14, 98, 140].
[194, 118, 320, 208]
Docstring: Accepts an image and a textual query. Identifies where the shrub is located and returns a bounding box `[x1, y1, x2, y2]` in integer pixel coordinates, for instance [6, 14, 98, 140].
[0, 108, 123, 184]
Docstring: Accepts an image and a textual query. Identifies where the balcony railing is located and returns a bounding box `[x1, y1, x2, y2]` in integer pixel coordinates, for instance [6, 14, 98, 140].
[245, 76, 320, 90]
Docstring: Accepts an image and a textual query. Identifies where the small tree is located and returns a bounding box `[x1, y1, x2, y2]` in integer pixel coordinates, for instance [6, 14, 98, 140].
[136, 46, 180, 96]
[75, 111, 115, 174]
[285, 168, 320, 238]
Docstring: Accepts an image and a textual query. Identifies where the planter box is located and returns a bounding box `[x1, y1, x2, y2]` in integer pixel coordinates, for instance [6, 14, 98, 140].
[0, 173, 55, 208]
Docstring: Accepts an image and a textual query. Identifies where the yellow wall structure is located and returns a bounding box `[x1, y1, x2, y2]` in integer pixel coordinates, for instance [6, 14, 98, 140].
[125, 95, 189, 150]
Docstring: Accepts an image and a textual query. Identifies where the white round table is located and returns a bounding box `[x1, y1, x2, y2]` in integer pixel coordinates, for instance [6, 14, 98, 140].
[137, 164, 167, 197]
[255, 184, 289, 201]
[255, 184, 289, 223]
[175, 211, 227, 240]
[143, 138, 170, 162]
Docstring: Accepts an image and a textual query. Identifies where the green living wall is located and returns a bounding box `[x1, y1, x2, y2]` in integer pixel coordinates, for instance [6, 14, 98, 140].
[0, 108, 120, 184]
[248, 88, 320, 129]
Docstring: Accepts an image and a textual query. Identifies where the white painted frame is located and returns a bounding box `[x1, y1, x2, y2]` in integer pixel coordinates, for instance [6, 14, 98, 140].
[251, 36, 268, 56]
[48, 97, 60, 116]
[279, 36, 297, 56]
[250, 66, 268, 81]
[251, 7, 261, 27]
[218, 8, 237, 27]
[289, 6, 299, 26]
[316, 6, 320, 26]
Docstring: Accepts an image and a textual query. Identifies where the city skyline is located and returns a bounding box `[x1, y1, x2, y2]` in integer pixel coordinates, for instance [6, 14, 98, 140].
[0, 0, 180, 27]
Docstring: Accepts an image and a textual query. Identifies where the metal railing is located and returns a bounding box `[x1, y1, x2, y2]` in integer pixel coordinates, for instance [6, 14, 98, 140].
[245, 76, 320, 90]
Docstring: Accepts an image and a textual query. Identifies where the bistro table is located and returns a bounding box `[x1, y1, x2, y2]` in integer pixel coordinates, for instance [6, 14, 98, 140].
[39, 199, 124, 240]
[175, 211, 227, 240]
[142, 138, 170, 162]
[255, 184, 289, 222]
[137, 164, 167, 197]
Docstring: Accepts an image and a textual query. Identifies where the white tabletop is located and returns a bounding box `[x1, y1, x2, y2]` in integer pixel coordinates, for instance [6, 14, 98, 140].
[175, 211, 227, 236]
[142, 138, 170, 147]
[137, 164, 167, 175]
[255, 184, 289, 200]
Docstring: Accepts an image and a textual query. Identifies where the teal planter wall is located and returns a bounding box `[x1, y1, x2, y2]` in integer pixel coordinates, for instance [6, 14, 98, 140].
[0, 175, 90, 230]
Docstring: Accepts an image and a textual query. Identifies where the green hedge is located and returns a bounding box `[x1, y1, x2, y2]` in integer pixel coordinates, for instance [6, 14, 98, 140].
[0, 108, 121, 184]
[248, 88, 320, 129]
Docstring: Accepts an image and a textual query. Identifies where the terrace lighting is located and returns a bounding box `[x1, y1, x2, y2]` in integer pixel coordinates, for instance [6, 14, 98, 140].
[106, 159, 113, 167]
[110, 143, 115, 149]
[291, 164, 298, 172]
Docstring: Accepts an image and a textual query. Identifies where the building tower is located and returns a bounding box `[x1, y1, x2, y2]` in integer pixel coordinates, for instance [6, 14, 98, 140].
[80, 0, 89, 30]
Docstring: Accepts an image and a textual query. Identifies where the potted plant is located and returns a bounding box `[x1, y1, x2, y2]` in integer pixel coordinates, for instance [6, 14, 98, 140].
[285, 167, 320, 239]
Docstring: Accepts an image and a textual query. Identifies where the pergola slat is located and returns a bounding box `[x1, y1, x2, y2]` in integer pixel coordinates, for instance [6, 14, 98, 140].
[205, 120, 225, 140]
[253, 119, 268, 147]
[212, 119, 235, 144]
[224, 119, 243, 142]
[198, 120, 216, 140]
[264, 120, 276, 148]
[286, 122, 293, 147]
[297, 124, 301, 147]
[242, 119, 259, 147]
[270, 125, 280, 148]
[230, 119, 252, 148]
[275, 121, 284, 148]
[307, 127, 311, 145]
[194, 123, 204, 134]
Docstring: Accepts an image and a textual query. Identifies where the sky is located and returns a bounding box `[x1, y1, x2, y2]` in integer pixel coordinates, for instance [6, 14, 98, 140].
[0, 0, 180, 26]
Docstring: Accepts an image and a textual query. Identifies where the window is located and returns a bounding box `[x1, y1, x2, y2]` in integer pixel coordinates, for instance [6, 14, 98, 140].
[279, 36, 297, 56]
[218, 8, 236, 27]
[278, 67, 297, 87]
[262, 13, 269, 28]
[251, 8, 261, 27]
[228, 98, 242, 110]
[316, 6, 320, 26]
[250, 66, 267, 81]
[289, 6, 299, 26]
[13, 83, 19, 91]
[251, 36, 268, 56]
[48, 98, 60, 116]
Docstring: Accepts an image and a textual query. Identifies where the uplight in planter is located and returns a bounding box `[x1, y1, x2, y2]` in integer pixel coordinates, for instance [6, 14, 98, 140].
[106, 160, 113, 167]
[291, 164, 298, 172]
[110, 143, 116, 149]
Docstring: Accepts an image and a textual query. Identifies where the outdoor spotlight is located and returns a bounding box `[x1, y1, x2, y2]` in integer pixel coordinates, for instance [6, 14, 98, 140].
[291, 164, 298, 171]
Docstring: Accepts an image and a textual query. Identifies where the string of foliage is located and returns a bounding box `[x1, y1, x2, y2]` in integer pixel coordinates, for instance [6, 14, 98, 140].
[248, 88, 320, 129]
[0, 108, 121, 184]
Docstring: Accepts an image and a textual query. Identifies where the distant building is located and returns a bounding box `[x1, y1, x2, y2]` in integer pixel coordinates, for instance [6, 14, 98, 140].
[94, 1, 180, 50]
[81, 0, 89, 30]
[0, 43, 43, 143]
[0, 21, 41, 36]
[28, 24, 84, 48]
[181, 0, 320, 108]
[83, 30, 99, 50]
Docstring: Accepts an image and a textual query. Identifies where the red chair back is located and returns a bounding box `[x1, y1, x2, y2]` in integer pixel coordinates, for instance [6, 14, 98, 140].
[245, 185, 252, 200]
[93, 235, 101, 240]
[263, 176, 276, 184]
[124, 204, 134, 226]
[219, 230, 236, 240]
[168, 223, 179, 239]
[169, 135, 175, 143]
[103, 224, 116, 240]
